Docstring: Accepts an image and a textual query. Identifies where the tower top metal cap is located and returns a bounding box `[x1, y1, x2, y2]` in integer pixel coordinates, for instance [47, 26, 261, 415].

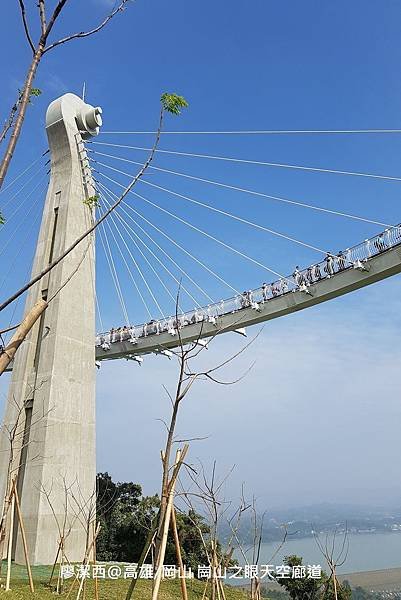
[46, 93, 103, 139]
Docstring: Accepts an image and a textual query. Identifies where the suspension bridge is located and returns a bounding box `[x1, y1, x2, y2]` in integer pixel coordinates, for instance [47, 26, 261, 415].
[0, 92, 400, 564]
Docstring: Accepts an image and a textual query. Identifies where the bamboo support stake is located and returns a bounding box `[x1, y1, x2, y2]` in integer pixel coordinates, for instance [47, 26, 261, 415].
[49, 542, 61, 586]
[74, 524, 100, 600]
[152, 450, 181, 600]
[93, 522, 99, 600]
[171, 507, 188, 600]
[213, 543, 221, 600]
[13, 485, 34, 593]
[0, 299, 48, 375]
[218, 577, 226, 600]
[154, 444, 189, 573]
[65, 522, 100, 600]
[0, 479, 15, 574]
[5, 484, 15, 591]
[125, 522, 158, 600]
[57, 547, 64, 595]
[333, 574, 339, 600]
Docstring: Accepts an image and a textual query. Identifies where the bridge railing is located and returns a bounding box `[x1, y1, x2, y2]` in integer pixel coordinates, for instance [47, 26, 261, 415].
[96, 224, 401, 348]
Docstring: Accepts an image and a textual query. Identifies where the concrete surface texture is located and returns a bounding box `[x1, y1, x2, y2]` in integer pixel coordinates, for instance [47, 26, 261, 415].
[0, 93, 101, 565]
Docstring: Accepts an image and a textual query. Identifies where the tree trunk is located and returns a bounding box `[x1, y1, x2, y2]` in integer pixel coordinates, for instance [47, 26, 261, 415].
[0, 46, 44, 191]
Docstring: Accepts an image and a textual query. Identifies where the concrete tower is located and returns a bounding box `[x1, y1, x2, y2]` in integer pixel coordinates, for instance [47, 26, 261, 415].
[0, 93, 102, 565]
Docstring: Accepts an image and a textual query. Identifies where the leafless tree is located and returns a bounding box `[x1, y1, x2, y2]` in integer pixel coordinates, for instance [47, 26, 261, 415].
[39, 477, 97, 595]
[314, 526, 349, 600]
[182, 462, 237, 600]
[247, 499, 265, 600]
[125, 301, 257, 600]
[152, 308, 256, 586]
[0, 382, 50, 567]
[224, 495, 266, 600]
[0, 0, 133, 190]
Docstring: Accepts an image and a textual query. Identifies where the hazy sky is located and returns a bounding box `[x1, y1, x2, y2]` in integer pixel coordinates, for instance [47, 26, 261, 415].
[1, 0, 401, 511]
[3, 275, 401, 509]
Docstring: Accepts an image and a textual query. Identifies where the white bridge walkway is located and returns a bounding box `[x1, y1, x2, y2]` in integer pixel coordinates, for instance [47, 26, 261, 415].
[96, 225, 401, 363]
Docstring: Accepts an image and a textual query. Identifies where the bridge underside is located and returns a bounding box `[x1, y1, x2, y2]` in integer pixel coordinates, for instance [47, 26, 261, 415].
[96, 243, 401, 362]
[5, 243, 401, 373]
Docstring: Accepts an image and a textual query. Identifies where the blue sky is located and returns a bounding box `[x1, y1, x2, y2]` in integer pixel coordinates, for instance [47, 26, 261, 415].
[1, 0, 401, 509]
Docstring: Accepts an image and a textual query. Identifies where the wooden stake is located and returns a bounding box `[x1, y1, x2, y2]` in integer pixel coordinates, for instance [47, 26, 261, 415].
[57, 547, 64, 595]
[5, 484, 15, 591]
[13, 484, 34, 593]
[0, 479, 15, 574]
[0, 299, 48, 375]
[65, 522, 100, 600]
[152, 450, 181, 600]
[93, 522, 99, 600]
[125, 522, 158, 600]
[171, 506, 188, 600]
[213, 542, 220, 600]
[49, 541, 61, 586]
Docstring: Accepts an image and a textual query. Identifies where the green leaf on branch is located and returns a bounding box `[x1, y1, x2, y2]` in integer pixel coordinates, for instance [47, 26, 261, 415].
[160, 93, 188, 116]
[83, 194, 100, 209]
[0, 211, 5, 225]
[25, 88, 42, 105]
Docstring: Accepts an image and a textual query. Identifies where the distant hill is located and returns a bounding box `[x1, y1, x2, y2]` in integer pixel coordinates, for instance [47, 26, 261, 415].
[219, 502, 401, 544]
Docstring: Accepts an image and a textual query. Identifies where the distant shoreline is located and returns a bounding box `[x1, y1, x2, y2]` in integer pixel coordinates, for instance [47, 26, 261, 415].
[260, 568, 401, 593]
[338, 568, 401, 592]
[258, 529, 401, 544]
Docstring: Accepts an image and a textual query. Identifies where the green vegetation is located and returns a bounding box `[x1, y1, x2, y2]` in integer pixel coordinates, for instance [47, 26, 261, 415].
[160, 93, 188, 115]
[262, 566, 383, 600]
[28, 88, 42, 103]
[0, 485, 387, 600]
[342, 582, 382, 600]
[83, 194, 100, 210]
[262, 590, 289, 599]
[97, 473, 210, 572]
[274, 555, 351, 600]
[0, 573, 248, 600]
[262, 585, 384, 600]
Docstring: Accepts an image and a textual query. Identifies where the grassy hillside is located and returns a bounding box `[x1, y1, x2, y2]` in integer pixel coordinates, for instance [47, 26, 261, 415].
[0, 563, 252, 600]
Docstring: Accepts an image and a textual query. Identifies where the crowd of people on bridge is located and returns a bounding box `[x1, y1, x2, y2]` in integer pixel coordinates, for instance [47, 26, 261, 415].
[96, 229, 396, 351]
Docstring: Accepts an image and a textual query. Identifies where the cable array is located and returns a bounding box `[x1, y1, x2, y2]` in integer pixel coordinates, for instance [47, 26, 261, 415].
[2, 129, 398, 340]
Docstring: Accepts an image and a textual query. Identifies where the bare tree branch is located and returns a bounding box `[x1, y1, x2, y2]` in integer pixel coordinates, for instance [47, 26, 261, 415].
[173, 435, 210, 443]
[0, 106, 164, 314]
[38, 0, 46, 36]
[195, 362, 256, 386]
[0, 0, 132, 191]
[17, 0, 36, 54]
[0, 323, 20, 335]
[314, 526, 350, 600]
[43, 0, 131, 53]
[42, 0, 69, 45]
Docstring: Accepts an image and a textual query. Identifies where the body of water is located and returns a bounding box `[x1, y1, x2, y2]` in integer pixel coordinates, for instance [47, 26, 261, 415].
[235, 532, 401, 575]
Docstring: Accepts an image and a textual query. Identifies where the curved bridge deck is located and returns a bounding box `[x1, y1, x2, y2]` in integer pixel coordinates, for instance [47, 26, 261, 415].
[96, 225, 401, 363]
[5, 227, 401, 372]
